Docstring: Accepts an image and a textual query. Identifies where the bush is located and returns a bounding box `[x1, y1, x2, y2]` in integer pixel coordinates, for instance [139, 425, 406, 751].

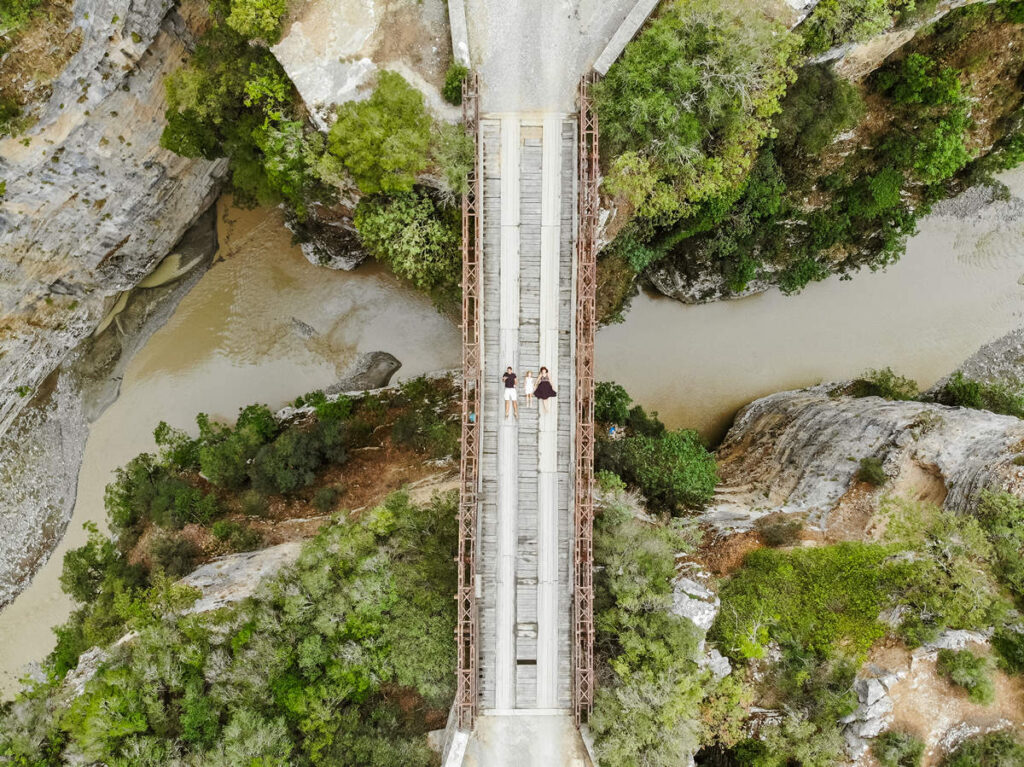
[391, 409, 459, 459]
[354, 191, 461, 293]
[712, 543, 897, 661]
[873, 730, 925, 767]
[0, 492, 459, 766]
[936, 648, 995, 704]
[774, 64, 866, 161]
[148, 533, 199, 577]
[851, 367, 920, 400]
[313, 485, 342, 513]
[442, 62, 468, 105]
[249, 427, 326, 494]
[240, 489, 269, 517]
[591, 487, 705, 766]
[936, 371, 1024, 418]
[0, 0, 42, 36]
[211, 520, 262, 552]
[225, 0, 287, 42]
[595, 381, 632, 425]
[857, 456, 887, 486]
[619, 429, 718, 512]
[327, 71, 433, 195]
[798, 0, 905, 54]
[756, 517, 804, 547]
[941, 731, 1024, 767]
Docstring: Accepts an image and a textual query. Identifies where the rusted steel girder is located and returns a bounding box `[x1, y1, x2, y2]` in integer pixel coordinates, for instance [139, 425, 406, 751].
[455, 71, 483, 732]
[573, 72, 599, 726]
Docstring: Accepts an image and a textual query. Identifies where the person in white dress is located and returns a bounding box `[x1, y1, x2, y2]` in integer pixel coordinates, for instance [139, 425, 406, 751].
[523, 370, 535, 409]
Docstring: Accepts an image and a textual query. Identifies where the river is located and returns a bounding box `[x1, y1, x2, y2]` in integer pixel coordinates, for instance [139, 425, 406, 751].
[1, 170, 1023, 695]
[0, 200, 462, 696]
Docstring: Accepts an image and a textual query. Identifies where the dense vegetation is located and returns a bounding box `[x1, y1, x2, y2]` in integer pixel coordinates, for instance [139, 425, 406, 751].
[0, 377, 461, 764]
[590, 474, 747, 766]
[702, 492, 1024, 764]
[159, 1, 471, 306]
[845, 365, 1024, 420]
[594, 381, 718, 512]
[596, 1, 1024, 320]
[51, 376, 459, 680]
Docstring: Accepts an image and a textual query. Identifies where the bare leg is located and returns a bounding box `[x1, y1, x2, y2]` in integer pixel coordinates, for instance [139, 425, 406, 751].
[505, 399, 510, 418]
[513, 399, 519, 418]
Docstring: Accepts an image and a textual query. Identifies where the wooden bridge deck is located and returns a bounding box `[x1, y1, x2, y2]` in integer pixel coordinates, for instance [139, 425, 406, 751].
[476, 115, 578, 711]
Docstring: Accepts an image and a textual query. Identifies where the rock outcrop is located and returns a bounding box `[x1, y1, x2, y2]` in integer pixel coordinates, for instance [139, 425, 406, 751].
[705, 385, 1024, 532]
[0, 0, 228, 443]
[0, 208, 219, 610]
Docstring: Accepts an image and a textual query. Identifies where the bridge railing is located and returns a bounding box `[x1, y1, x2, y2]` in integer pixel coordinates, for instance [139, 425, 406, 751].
[455, 71, 482, 731]
[573, 72, 599, 726]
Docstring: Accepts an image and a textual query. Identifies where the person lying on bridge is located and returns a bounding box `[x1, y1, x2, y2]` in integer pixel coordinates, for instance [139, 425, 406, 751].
[502, 366, 519, 420]
[534, 367, 556, 414]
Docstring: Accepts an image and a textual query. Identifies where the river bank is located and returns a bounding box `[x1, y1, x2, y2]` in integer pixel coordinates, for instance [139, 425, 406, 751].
[0, 199, 461, 696]
[1, 164, 1023, 693]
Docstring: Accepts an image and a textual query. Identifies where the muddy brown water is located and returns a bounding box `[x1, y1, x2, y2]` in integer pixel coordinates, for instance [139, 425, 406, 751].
[0, 200, 461, 696]
[2, 169, 1024, 695]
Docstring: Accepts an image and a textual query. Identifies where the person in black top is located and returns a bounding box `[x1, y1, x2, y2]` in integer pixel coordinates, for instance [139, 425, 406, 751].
[502, 366, 519, 420]
[533, 366, 556, 414]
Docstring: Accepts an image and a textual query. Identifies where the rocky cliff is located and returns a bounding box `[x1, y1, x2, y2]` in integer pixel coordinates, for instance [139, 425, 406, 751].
[705, 385, 1024, 532]
[0, 0, 227, 441]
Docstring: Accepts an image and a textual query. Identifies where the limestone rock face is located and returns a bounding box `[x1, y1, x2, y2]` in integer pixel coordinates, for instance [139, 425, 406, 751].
[705, 385, 1024, 531]
[179, 542, 304, 614]
[0, 0, 228, 442]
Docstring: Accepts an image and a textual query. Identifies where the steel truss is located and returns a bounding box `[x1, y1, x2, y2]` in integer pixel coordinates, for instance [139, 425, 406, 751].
[455, 71, 482, 731]
[573, 72, 599, 726]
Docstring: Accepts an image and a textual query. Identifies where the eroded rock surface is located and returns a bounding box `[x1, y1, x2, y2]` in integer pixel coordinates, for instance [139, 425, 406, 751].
[706, 386, 1024, 531]
[0, 0, 228, 442]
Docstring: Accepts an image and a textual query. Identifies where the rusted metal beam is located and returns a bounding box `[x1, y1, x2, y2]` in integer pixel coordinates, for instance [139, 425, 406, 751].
[455, 71, 483, 731]
[573, 72, 599, 726]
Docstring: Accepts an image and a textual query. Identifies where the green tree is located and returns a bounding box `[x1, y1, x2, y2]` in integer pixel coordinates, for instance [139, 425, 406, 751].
[353, 190, 461, 293]
[225, 0, 287, 42]
[327, 71, 433, 195]
[620, 429, 718, 511]
[594, 0, 797, 224]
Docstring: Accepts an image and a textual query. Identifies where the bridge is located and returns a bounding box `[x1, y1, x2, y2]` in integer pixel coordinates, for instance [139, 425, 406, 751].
[448, 1, 659, 763]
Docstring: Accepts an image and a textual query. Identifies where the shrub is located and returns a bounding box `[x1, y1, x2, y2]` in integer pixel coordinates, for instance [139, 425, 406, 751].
[619, 429, 718, 511]
[936, 371, 1024, 418]
[225, 0, 287, 42]
[431, 122, 475, 198]
[313, 485, 342, 513]
[798, 0, 905, 54]
[354, 191, 461, 293]
[240, 489, 269, 517]
[625, 404, 666, 438]
[857, 456, 887, 486]
[327, 71, 432, 195]
[148, 533, 199, 577]
[937, 648, 995, 704]
[392, 409, 459, 459]
[851, 367, 920, 400]
[211, 520, 262, 552]
[442, 62, 468, 105]
[591, 487, 705, 767]
[756, 517, 804, 547]
[873, 730, 925, 767]
[249, 427, 326, 494]
[595, 381, 632, 425]
[712, 543, 896, 661]
[880, 53, 964, 107]
[941, 731, 1024, 766]
[774, 64, 866, 161]
[0, 0, 41, 36]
